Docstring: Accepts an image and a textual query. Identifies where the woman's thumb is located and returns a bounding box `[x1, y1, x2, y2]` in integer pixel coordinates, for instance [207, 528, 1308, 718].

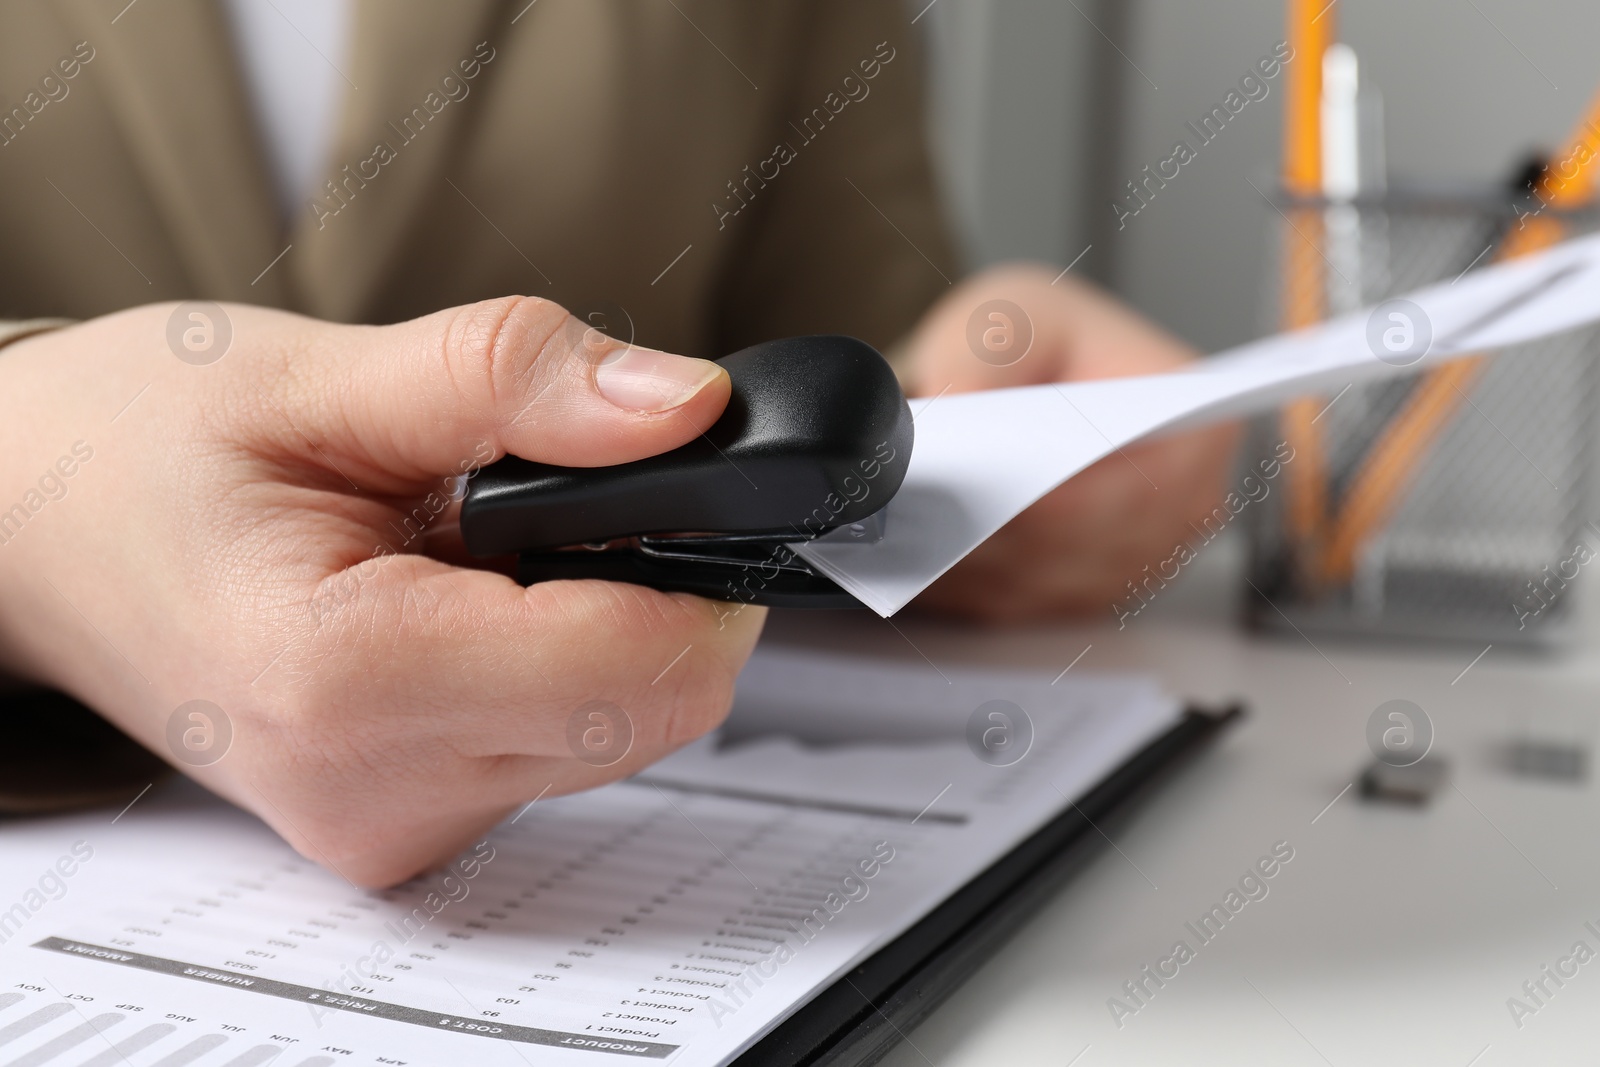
[281, 296, 730, 487]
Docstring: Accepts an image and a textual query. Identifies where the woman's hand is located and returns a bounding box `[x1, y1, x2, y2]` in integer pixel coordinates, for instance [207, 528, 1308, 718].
[0, 297, 765, 886]
[901, 265, 1241, 623]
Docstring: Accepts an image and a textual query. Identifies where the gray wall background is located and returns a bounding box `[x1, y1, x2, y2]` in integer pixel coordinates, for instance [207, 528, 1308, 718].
[921, 0, 1600, 353]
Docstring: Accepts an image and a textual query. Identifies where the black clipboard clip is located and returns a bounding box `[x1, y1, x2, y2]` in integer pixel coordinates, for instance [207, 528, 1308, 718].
[460, 336, 913, 608]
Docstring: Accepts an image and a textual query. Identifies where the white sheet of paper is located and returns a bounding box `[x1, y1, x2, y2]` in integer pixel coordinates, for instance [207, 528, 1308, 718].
[795, 231, 1600, 616]
[0, 649, 1179, 1067]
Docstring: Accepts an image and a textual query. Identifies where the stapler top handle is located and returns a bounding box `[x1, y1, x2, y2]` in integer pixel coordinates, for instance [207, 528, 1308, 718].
[459, 335, 913, 607]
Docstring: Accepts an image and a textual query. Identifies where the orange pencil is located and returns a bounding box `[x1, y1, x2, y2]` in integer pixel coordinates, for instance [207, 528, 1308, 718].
[1278, 0, 1337, 588]
[1319, 87, 1600, 586]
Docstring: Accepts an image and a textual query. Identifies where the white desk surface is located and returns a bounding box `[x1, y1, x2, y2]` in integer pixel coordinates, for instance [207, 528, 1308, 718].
[763, 533, 1600, 1067]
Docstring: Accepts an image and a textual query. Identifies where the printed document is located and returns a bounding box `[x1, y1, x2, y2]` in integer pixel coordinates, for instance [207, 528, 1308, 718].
[0, 648, 1179, 1066]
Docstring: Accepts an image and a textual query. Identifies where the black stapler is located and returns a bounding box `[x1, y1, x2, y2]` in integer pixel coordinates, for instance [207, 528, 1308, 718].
[459, 335, 913, 608]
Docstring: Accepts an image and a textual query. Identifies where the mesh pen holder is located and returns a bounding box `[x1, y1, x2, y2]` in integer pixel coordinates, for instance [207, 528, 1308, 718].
[1244, 188, 1600, 646]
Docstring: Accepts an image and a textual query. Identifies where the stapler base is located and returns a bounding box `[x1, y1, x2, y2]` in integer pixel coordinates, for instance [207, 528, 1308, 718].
[515, 550, 859, 609]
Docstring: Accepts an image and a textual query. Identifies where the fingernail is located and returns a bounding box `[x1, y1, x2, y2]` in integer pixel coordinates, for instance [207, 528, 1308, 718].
[594, 346, 723, 413]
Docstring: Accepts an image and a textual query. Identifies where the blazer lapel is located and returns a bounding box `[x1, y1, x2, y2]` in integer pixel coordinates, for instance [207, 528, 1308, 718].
[288, 0, 506, 322]
[57, 0, 288, 306]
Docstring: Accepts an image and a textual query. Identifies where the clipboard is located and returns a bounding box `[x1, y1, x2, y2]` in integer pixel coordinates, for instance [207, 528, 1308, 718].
[0, 687, 1238, 1067]
[734, 704, 1243, 1066]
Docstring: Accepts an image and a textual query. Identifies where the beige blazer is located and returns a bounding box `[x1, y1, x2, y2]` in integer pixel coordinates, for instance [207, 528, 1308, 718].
[0, 0, 954, 353]
[0, 0, 956, 810]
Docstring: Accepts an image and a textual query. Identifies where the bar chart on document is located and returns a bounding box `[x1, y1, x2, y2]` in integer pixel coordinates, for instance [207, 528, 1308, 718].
[5, 799, 909, 1066]
[0, 650, 1180, 1066]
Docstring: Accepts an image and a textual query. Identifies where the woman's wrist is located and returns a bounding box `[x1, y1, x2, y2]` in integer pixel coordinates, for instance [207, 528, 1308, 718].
[0, 319, 76, 353]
